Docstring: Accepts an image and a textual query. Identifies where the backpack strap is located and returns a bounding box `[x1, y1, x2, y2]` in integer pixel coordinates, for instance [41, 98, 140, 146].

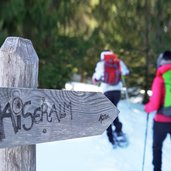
[158, 70, 171, 116]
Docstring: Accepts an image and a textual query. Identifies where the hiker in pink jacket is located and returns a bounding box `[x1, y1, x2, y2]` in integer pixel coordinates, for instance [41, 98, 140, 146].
[145, 51, 171, 171]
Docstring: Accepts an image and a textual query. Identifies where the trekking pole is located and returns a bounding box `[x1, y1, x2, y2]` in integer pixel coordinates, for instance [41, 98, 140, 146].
[142, 113, 149, 171]
[122, 75, 133, 111]
[122, 75, 129, 101]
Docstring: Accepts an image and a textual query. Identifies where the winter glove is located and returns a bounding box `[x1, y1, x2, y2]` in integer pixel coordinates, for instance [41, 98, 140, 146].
[144, 103, 154, 113]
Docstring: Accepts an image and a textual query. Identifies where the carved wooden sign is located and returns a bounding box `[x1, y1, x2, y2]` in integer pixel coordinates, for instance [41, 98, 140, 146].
[0, 87, 118, 148]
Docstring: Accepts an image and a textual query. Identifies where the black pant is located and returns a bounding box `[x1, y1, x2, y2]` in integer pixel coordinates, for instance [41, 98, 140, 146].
[153, 121, 171, 171]
[104, 90, 122, 144]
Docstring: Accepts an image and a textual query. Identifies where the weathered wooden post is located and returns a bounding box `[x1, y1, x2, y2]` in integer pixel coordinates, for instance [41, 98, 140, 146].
[0, 37, 38, 171]
[0, 37, 119, 171]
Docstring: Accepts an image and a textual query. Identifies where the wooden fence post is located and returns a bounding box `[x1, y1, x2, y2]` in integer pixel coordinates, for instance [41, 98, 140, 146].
[0, 37, 38, 171]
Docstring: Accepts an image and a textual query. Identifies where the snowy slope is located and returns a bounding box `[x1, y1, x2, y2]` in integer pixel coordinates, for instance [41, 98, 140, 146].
[37, 97, 171, 171]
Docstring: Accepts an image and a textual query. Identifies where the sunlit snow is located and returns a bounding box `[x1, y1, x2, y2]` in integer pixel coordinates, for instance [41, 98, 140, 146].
[37, 83, 171, 171]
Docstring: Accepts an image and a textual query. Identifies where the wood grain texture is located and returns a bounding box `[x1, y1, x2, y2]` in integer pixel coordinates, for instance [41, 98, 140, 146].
[0, 37, 38, 171]
[0, 87, 118, 148]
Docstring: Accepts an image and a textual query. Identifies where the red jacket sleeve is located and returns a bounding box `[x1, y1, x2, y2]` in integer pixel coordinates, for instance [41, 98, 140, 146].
[145, 76, 163, 113]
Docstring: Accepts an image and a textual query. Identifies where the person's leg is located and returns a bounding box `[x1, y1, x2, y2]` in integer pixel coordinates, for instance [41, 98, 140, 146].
[110, 91, 122, 133]
[106, 124, 114, 145]
[153, 121, 167, 171]
[113, 117, 122, 133]
[104, 90, 122, 133]
[104, 90, 121, 106]
[104, 91, 121, 145]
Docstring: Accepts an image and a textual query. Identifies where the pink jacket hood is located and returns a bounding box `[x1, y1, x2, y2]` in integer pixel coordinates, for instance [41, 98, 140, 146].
[157, 64, 171, 76]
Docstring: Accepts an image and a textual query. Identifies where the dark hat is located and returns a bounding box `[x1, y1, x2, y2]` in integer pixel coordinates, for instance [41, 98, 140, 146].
[157, 51, 171, 68]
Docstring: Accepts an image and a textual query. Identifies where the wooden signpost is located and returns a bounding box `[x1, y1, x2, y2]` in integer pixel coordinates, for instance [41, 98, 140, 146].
[0, 87, 118, 148]
[0, 37, 119, 170]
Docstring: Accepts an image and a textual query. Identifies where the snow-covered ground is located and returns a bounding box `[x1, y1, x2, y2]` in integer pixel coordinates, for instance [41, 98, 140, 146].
[37, 84, 171, 171]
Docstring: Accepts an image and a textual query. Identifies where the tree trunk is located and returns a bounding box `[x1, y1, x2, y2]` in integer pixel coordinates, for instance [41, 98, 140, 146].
[0, 37, 39, 171]
[143, 0, 150, 104]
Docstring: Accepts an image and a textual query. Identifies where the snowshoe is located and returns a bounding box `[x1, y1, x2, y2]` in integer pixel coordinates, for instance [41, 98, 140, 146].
[113, 131, 129, 148]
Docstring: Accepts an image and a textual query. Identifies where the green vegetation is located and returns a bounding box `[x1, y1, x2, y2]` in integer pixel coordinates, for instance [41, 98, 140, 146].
[0, 0, 171, 100]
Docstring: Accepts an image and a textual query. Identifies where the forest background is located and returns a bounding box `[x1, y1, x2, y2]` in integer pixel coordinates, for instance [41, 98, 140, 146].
[0, 0, 171, 102]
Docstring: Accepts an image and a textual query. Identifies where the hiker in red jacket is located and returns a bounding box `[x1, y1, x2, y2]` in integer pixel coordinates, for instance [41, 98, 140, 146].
[92, 50, 129, 148]
[145, 51, 171, 171]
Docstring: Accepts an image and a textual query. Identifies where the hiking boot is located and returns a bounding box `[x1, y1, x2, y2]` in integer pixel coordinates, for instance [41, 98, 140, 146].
[112, 142, 117, 149]
[113, 131, 128, 148]
[106, 134, 117, 149]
